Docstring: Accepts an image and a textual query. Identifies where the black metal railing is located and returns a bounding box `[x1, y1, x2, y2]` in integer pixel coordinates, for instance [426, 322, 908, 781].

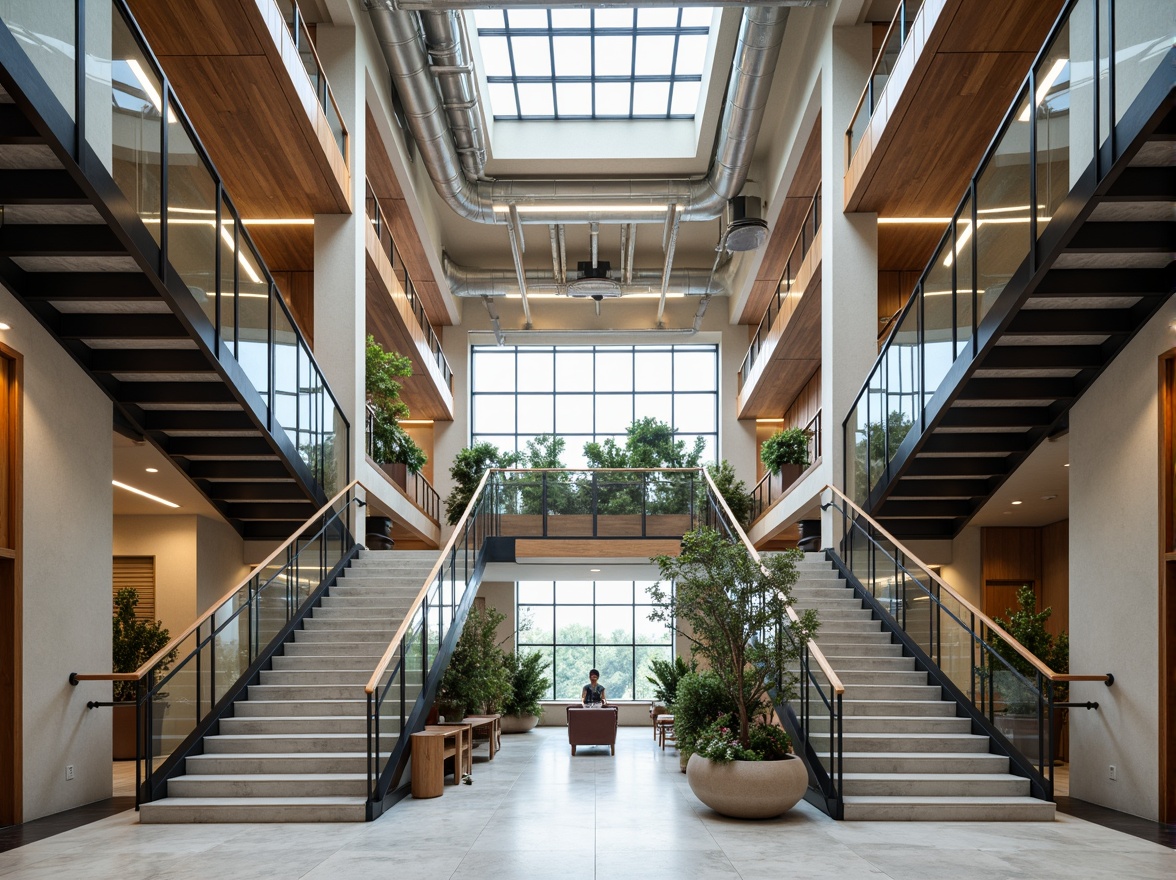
[365, 180, 454, 391]
[739, 185, 822, 386]
[71, 484, 363, 805]
[703, 469, 845, 819]
[0, 0, 350, 499]
[364, 405, 441, 523]
[275, 0, 347, 158]
[364, 469, 499, 818]
[845, 0, 926, 162]
[749, 410, 822, 524]
[823, 485, 1112, 800]
[843, 0, 1171, 507]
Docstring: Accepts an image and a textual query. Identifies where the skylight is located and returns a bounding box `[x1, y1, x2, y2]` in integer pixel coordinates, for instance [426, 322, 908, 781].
[475, 7, 715, 120]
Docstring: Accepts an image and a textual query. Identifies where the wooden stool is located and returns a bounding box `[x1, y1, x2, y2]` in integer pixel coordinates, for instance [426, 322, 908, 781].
[656, 714, 675, 750]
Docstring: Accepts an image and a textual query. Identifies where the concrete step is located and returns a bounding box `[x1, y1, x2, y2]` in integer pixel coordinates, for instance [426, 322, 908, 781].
[840, 796, 1055, 822]
[840, 773, 1030, 798]
[204, 732, 368, 754]
[816, 670, 929, 687]
[841, 699, 959, 717]
[271, 655, 385, 671]
[218, 715, 372, 736]
[814, 642, 903, 657]
[811, 656, 914, 671]
[820, 732, 990, 754]
[319, 595, 416, 609]
[185, 752, 370, 775]
[839, 752, 1010, 774]
[838, 684, 943, 702]
[810, 715, 972, 734]
[139, 797, 369, 824]
[247, 683, 420, 702]
[258, 669, 382, 687]
[300, 617, 399, 633]
[233, 699, 368, 718]
[166, 773, 369, 799]
[289, 631, 390, 647]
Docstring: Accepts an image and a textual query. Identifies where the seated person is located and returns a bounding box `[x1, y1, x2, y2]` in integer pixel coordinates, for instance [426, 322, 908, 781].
[581, 669, 608, 707]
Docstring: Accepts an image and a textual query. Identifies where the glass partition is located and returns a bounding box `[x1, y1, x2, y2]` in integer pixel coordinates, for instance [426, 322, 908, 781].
[166, 103, 218, 328]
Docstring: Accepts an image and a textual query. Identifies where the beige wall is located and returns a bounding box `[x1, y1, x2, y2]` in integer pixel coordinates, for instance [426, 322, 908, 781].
[196, 516, 250, 613]
[1069, 301, 1175, 821]
[3, 286, 115, 821]
[113, 516, 198, 640]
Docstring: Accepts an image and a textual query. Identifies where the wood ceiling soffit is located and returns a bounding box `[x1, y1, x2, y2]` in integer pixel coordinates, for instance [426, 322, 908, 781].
[130, 0, 348, 216]
[738, 276, 822, 419]
[845, 0, 1062, 216]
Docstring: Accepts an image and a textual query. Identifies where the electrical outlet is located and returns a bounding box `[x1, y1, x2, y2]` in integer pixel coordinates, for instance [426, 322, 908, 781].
[1108, 764, 1117, 781]
[65, 765, 74, 781]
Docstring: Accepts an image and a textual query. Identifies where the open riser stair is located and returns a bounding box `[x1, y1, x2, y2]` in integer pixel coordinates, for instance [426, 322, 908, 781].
[139, 550, 438, 823]
[781, 553, 1056, 822]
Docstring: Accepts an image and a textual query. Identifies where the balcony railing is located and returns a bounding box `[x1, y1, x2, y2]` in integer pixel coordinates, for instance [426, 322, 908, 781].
[739, 185, 822, 386]
[845, 0, 925, 164]
[749, 410, 821, 524]
[843, 0, 1171, 507]
[365, 180, 454, 391]
[275, 0, 347, 159]
[365, 405, 441, 524]
[1, 0, 349, 499]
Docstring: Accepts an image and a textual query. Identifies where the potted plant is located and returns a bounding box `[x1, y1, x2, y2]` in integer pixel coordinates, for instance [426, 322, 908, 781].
[668, 668, 732, 772]
[111, 588, 173, 760]
[760, 426, 812, 491]
[366, 335, 428, 484]
[651, 528, 818, 818]
[437, 605, 511, 721]
[706, 460, 753, 527]
[500, 650, 551, 733]
[989, 585, 1070, 763]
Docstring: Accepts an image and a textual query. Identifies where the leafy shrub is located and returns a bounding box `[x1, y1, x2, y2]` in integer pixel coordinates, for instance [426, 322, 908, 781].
[760, 427, 811, 473]
[112, 588, 173, 703]
[438, 605, 511, 716]
[502, 650, 551, 717]
[693, 713, 791, 763]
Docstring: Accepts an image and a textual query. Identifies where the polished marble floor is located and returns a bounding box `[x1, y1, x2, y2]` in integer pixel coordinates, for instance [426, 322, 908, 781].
[2, 727, 1172, 879]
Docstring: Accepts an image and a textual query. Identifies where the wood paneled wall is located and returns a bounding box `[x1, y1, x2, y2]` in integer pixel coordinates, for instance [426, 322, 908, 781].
[982, 522, 1069, 638]
[270, 271, 315, 350]
[755, 369, 821, 483]
[0, 342, 21, 826]
[877, 270, 922, 346]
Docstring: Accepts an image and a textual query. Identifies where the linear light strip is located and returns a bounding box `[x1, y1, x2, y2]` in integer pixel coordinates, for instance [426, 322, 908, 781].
[113, 480, 180, 508]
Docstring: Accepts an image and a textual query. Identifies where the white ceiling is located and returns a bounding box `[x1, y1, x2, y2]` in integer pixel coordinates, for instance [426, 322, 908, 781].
[112, 433, 225, 519]
[969, 432, 1070, 528]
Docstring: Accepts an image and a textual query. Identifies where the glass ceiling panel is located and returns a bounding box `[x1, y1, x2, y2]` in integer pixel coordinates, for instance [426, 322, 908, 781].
[476, 6, 714, 120]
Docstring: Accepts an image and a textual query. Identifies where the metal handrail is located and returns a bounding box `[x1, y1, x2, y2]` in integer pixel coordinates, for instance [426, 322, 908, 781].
[750, 410, 822, 523]
[70, 480, 362, 686]
[364, 404, 441, 523]
[739, 185, 822, 382]
[702, 468, 844, 696]
[822, 485, 1111, 687]
[285, 0, 349, 159]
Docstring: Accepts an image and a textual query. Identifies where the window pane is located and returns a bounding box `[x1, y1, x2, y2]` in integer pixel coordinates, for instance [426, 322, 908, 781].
[556, 605, 593, 642]
[518, 581, 554, 604]
[674, 393, 716, 433]
[595, 582, 633, 603]
[550, 9, 590, 28]
[638, 8, 681, 28]
[512, 38, 552, 77]
[635, 646, 673, 699]
[487, 82, 518, 118]
[675, 35, 709, 74]
[480, 36, 513, 77]
[516, 82, 555, 117]
[555, 645, 593, 699]
[595, 8, 634, 28]
[595, 350, 633, 391]
[517, 605, 553, 643]
[555, 350, 594, 391]
[473, 349, 515, 391]
[633, 81, 671, 116]
[634, 36, 677, 76]
[507, 9, 548, 28]
[552, 36, 592, 76]
[517, 395, 554, 434]
[594, 82, 632, 116]
[555, 581, 593, 602]
[556, 394, 593, 434]
[595, 646, 634, 699]
[556, 82, 593, 116]
[675, 348, 716, 390]
[634, 350, 673, 390]
[595, 395, 632, 433]
[670, 80, 700, 116]
[636, 606, 672, 643]
[517, 350, 554, 391]
[680, 8, 713, 27]
[596, 606, 632, 643]
[472, 395, 515, 433]
[474, 10, 504, 29]
[635, 393, 673, 425]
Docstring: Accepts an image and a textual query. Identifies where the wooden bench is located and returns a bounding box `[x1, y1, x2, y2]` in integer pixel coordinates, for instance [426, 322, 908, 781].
[411, 728, 466, 798]
[463, 714, 502, 760]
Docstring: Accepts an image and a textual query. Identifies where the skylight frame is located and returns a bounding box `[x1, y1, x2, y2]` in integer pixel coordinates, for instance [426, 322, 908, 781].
[476, 7, 714, 121]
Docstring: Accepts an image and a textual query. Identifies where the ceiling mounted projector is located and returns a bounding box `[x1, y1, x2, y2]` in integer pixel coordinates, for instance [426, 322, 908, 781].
[725, 196, 769, 252]
[566, 261, 621, 300]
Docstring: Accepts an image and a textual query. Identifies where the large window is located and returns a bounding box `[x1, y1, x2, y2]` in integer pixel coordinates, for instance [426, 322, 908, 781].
[475, 7, 714, 120]
[517, 580, 672, 700]
[470, 343, 719, 465]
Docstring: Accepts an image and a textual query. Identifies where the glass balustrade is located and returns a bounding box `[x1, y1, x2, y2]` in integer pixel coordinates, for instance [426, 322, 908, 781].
[843, 0, 1160, 507]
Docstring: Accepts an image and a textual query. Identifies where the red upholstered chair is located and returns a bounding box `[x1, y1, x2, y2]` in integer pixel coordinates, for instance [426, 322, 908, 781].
[566, 706, 619, 755]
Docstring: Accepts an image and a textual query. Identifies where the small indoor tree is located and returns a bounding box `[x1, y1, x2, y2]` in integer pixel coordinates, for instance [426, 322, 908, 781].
[759, 426, 812, 474]
[991, 585, 1070, 705]
[706, 459, 753, 527]
[502, 650, 552, 718]
[437, 605, 511, 719]
[112, 588, 173, 702]
[650, 528, 817, 751]
[444, 442, 519, 525]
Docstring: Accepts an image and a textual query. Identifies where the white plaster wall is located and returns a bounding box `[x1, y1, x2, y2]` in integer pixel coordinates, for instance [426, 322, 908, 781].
[1, 287, 114, 821]
[1068, 300, 1175, 821]
[940, 526, 982, 610]
[196, 516, 249, 615]
[112, 515, 197, 639]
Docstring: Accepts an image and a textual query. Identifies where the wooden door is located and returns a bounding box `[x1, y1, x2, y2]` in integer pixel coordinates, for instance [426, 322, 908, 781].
[0, 342, 21, 826]
[1160, 352, 1175, 824]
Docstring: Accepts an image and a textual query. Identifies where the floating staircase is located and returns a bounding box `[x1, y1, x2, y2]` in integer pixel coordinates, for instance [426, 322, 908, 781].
[788, 553, 1056, 821]
[140, 550, 437, 823]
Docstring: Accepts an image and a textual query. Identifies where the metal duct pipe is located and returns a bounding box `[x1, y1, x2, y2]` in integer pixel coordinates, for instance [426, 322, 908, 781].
[364, 2, 795, 223]
[419, 9, 485, 182]
[444, 256, 728, 298]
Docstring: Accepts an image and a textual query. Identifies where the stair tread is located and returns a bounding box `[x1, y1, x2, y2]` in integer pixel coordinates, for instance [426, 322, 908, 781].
[841, 772, 1024, 781]
[841, 795, 1049, 804]
[143, 797, 368, 806]
[171, 773, 367, 782]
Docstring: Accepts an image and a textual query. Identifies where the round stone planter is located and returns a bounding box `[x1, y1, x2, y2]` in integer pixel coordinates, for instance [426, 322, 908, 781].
[500, 713, 540, 733]
[686, 753, 808, 819]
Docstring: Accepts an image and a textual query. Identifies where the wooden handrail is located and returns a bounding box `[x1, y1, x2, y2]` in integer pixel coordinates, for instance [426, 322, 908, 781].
[73, 479, 362, 684]
[364, 467, 496, 694]
[823, 485, 1111, 686]
[701, 468, 845, 696]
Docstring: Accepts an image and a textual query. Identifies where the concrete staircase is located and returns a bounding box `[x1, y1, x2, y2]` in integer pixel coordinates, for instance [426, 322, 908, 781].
[139, 549, 439, 823]
[784, 552, 1056, 822]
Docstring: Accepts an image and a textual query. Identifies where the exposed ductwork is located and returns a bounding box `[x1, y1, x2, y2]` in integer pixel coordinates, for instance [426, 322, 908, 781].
[418, 9, 486, 182]
[364, 2, 801, 224]
[444, 256, 729, 299]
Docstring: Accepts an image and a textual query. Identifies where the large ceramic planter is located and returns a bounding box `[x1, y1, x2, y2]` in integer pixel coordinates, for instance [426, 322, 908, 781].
[686, 753, 807, 818]
[500, 713, 540, 733]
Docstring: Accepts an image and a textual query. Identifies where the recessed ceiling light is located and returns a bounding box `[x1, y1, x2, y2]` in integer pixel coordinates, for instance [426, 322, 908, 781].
[589, 568, 601, 573]
[0, 322, 10, 330]
[145, 467, 159, 473]
[113, 480, 179, 508]
[1011, 500, 1023, 505]
[1063, 463, 1070, 467]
